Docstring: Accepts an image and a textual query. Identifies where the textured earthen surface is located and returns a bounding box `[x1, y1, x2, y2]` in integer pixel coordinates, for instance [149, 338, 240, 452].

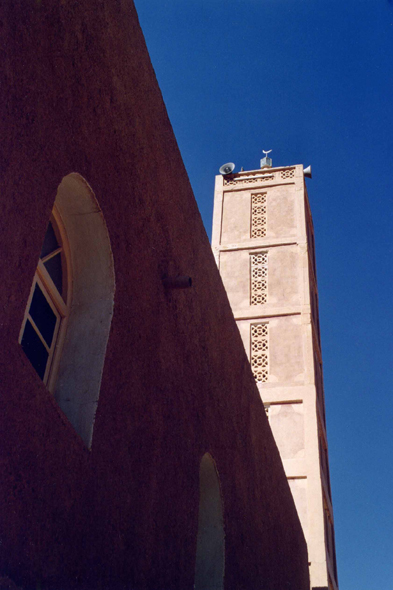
[0, 2, 309, 589]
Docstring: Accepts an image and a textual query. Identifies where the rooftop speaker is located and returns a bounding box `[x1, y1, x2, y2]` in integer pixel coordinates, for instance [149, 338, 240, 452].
[219, 162, 235, 175]
[304, 165, 312, 178]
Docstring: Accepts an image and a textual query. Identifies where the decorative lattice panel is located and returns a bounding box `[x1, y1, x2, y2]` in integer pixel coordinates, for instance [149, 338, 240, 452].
[251, 324, 268, 383]
[251, 194, 267, 238]
[224, 174, 274, 186]
[250, 252, 268, 305]
[281, 169, 295, 179]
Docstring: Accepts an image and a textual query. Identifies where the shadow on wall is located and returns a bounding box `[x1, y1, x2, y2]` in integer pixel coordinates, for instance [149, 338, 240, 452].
[195, 453, 225, 590]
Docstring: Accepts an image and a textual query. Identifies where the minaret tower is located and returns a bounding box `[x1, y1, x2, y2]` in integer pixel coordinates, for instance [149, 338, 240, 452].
[212, 153, 339, 590]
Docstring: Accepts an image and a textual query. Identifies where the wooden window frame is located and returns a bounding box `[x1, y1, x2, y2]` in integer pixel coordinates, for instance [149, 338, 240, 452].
[19, 207, 72, 391]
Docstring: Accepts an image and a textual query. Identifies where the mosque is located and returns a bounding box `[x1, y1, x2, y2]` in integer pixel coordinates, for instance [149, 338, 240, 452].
[0, 1, 336, 589]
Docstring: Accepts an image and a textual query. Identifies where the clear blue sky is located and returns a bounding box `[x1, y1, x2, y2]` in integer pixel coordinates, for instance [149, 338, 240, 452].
[134, 1, 393, 588]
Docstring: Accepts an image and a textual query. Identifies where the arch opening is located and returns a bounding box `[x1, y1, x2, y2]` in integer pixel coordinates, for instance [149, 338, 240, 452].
[195, 453, 225, 590]
[20, 173, 115, 448]
[53, 173, 115, 448]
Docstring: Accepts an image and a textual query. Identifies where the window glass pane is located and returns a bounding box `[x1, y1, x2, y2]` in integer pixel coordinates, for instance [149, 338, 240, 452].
[21, 320, 49, 380]
[44, 253, 62, 294]
[40, 221, 59, 258]
[29, 284, 57, 347]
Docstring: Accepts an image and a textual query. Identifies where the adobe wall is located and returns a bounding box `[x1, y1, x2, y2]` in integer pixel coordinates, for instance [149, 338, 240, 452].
[0, 2, 309, 589]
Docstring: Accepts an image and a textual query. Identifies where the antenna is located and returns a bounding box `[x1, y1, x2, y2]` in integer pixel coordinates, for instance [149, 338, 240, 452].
[219, 162, 235, 175]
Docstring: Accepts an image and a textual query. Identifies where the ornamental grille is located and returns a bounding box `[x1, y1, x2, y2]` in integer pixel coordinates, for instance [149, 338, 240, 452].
[250, 252, 268, 305]
[306, 214, 317, 278]
[251, 324, 268, 383]
[224, 174, 274, 186]
[310, 284, 321, 345]
[281, 169, 295, 179]
[319, 428, 332, 499]
[323, 499, 337, 581]
[251, 193, 267, 238]
[314, 350, 326, 424]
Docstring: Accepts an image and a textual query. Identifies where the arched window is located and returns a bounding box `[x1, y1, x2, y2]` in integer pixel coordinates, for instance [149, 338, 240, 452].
[195, 453, 225, 590]
[19, 210, 70, 388]
[20, 174, 115, 448]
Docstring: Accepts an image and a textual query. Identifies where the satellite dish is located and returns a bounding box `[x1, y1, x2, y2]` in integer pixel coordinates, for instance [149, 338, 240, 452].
[219, 162, 235, 175]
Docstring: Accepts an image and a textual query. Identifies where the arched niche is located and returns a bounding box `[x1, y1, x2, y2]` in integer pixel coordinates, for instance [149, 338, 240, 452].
[52, 173, 115, 448]
[195, 453, 225, 590]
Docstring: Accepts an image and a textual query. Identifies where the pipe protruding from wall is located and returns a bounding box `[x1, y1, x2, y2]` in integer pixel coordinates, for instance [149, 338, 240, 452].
[162, 276, 192, 289]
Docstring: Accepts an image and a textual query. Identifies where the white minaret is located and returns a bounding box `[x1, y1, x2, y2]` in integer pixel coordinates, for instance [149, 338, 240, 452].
[212, 154, 338, 590]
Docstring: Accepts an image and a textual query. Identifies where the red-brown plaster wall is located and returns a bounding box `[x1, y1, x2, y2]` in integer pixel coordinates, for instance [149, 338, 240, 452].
[0, 2, 309, 589]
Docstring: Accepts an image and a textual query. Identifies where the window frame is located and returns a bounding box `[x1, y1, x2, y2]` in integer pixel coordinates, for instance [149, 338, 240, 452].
[19, 207, 72, 390]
